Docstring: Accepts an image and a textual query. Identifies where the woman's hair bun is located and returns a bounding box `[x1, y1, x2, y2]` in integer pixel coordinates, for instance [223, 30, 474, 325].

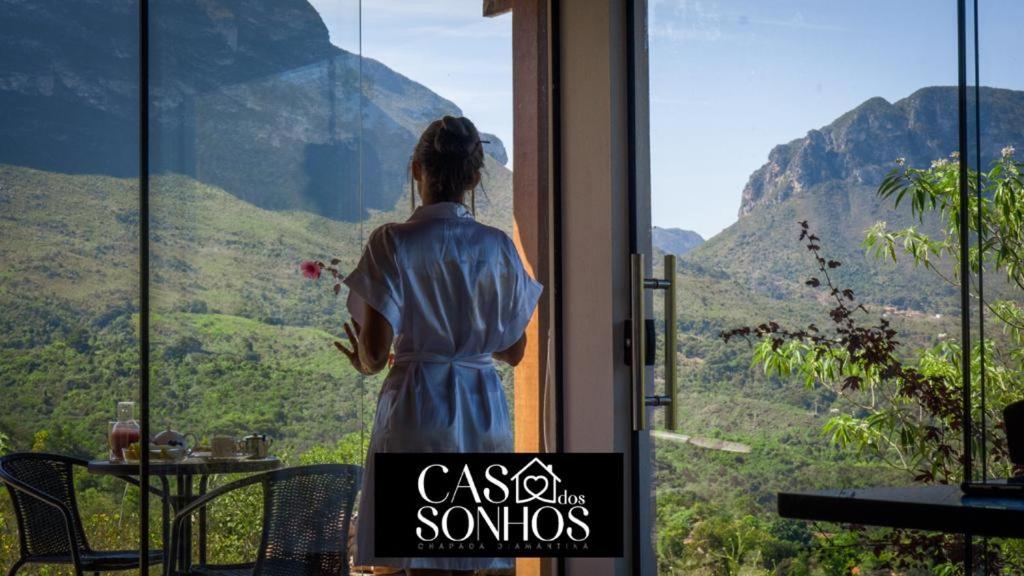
[412, 115, 485, 205]
[433, 115, 479, 156]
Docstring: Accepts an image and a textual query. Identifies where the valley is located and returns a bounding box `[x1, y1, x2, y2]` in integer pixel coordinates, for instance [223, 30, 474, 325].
[1, 0, 1021, 573]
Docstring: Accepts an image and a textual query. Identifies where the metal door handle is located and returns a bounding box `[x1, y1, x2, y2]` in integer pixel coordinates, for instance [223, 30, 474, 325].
[661, 254, 677, 431]
[629, 253, 678, 431]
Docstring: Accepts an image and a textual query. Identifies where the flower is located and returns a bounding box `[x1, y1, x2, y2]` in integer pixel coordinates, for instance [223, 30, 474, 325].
[300, 260, 321, 280]
[895, 157, 906, 167]
[1003, 145, 1016, 158]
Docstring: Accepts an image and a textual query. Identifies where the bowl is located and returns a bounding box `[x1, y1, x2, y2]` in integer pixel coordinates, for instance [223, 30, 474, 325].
[150, 445, 188, 462]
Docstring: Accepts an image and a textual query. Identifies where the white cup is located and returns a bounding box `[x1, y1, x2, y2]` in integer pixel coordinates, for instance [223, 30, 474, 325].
[210, 435, 237, 458]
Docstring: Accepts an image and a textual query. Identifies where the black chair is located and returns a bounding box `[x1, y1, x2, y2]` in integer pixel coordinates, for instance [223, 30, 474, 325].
[0, 452, 164, 576]
[169, 464, 362, 576]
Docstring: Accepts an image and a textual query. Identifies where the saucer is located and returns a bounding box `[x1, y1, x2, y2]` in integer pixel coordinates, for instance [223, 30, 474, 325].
[191, 451, 245, 462]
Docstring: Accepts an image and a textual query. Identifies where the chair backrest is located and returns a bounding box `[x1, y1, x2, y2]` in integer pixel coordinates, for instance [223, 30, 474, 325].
[254, 464, 362, 576]
[0, 453, 90, 558]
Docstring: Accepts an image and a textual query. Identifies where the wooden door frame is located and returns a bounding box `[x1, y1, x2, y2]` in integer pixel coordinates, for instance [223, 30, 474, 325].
[488, 1, 651, 574]
[486, 0, 559, 574]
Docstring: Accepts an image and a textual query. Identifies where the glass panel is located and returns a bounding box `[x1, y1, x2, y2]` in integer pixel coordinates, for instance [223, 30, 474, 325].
[647, 1, 963, 573]
[147, 1, 514, 573]
[964, 0, 984, 489]
[0, 0, 143, 564]
[357, 1, 517, 422]
[148, 0, 364, 568]
[965, 0, 1024, 478]
[965, 0, 1024, 566]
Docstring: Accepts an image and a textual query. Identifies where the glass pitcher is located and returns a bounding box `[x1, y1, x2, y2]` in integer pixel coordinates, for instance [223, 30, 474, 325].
[108, 401, 141, 462]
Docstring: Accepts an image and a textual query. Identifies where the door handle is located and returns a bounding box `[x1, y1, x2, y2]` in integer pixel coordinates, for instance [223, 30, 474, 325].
[629, 253, 678, 432]
[661, 254, 678, 431]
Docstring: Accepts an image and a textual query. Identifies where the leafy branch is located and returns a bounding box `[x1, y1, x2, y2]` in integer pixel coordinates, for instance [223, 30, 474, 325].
[866, 149, 1024, 334]
[723, 222, 966, 479]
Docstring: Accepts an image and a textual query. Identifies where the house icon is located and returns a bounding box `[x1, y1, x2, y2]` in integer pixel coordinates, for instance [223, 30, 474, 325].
[510, 457, 562, 504]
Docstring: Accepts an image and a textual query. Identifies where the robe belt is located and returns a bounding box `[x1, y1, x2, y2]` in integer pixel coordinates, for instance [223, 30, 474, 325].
[392, 352, 494, 369]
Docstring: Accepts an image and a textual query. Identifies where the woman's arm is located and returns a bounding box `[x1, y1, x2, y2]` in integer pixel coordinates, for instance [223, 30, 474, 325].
[356, 301, 394, 373]
[336, 298, 394, 375]
[493, 332, 527, 367]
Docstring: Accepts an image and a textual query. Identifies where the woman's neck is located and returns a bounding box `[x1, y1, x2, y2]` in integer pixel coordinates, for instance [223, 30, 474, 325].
[420, 195, 466, 206]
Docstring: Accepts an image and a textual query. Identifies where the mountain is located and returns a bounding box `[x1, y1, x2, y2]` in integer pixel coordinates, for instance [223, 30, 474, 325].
[0, 0, 516, 455]
[3, 7, 1017, 564]
[0, 0, 510, 223]
[739, 86, 1024, 216]
[0, 165, 358, 449]
[688, 87, 1024, 313]
[653, 227, 704, 256]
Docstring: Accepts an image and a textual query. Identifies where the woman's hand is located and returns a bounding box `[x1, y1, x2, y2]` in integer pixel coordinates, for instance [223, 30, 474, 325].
[335, 301, 394, 375]
[335, 320, 371, 374]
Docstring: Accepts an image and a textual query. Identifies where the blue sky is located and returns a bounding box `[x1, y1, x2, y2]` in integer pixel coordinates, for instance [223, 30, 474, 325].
[310, 0, 514, 166]
[649, 0, 1024, 237]
[311, 0, 1021, 239]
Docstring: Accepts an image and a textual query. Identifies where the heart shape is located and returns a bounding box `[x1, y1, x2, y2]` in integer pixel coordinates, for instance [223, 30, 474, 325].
[522, 474, 550, 501]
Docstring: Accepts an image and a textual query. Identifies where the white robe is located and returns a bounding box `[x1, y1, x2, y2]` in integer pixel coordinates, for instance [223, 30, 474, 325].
[344, 201, 542, 571]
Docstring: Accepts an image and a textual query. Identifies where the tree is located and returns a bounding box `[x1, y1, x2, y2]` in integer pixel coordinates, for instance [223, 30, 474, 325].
[723, 149, 1024, 573]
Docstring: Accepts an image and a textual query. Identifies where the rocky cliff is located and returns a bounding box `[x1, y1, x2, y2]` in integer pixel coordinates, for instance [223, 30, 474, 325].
[0, 0, 509, 221]
[738, 86, 1024, 216]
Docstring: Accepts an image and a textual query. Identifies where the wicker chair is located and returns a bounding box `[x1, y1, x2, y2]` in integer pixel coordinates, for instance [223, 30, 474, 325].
[0, 452, 164, 576]
[169, 464, 362, 576]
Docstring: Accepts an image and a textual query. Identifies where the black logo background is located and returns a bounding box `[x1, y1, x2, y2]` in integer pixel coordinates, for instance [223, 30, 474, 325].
[375, 452, 623, 558]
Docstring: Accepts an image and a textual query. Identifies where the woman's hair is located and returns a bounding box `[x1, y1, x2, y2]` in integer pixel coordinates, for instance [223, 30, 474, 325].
[410, 115, 485, 212]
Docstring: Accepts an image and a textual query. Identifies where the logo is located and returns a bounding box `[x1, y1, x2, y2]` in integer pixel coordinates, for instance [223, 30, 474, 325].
[375, 453, 623, 557]
[511, 457, 568, 504]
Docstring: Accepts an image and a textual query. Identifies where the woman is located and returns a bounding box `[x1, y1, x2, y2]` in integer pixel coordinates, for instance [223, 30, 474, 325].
[336, 115, 543, 576]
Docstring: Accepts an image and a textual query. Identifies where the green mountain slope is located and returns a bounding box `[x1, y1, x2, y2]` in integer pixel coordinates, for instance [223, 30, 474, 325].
[686, 180, 957, 313]
[0, 166, 368, 452]
[0, 163, 515, 455]
[1, 165, 351, 326]
[653, 227, 704, 256]
[0, 0, 515, 459]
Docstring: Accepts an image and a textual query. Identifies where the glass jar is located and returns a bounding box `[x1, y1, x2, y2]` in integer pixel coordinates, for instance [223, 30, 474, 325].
[109, 401, 141, 462]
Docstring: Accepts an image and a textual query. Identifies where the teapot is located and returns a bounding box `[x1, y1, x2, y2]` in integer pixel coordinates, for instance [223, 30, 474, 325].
[241, 434, 272, 459]
[152, 428, 195, 451]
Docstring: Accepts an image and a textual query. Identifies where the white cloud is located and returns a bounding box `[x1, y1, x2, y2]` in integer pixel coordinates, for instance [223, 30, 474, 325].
[648, 0, 844, 42]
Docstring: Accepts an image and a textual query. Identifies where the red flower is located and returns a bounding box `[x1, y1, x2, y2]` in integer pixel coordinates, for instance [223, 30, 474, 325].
[300, 260, 321, 280]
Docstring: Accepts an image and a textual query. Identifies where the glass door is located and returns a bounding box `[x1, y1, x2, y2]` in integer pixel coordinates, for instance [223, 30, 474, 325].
[0, 0, 145, 566]
[356, 0, 517, 440]
[145, 1, 514, 573]
[0, 2, 515, 575]
[640, 1, 971, 574]
[147, 1, 367, 570]
[962, 0, 1024, 570]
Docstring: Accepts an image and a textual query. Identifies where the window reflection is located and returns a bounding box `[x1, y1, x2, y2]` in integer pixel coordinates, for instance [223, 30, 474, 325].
[0, 0, 512, 573]
[0, 0, 143, 561]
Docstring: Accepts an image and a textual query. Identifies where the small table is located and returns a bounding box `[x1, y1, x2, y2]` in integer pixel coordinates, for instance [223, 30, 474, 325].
[778, 484, 1024, 539]
[89, 457, 281, 574]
